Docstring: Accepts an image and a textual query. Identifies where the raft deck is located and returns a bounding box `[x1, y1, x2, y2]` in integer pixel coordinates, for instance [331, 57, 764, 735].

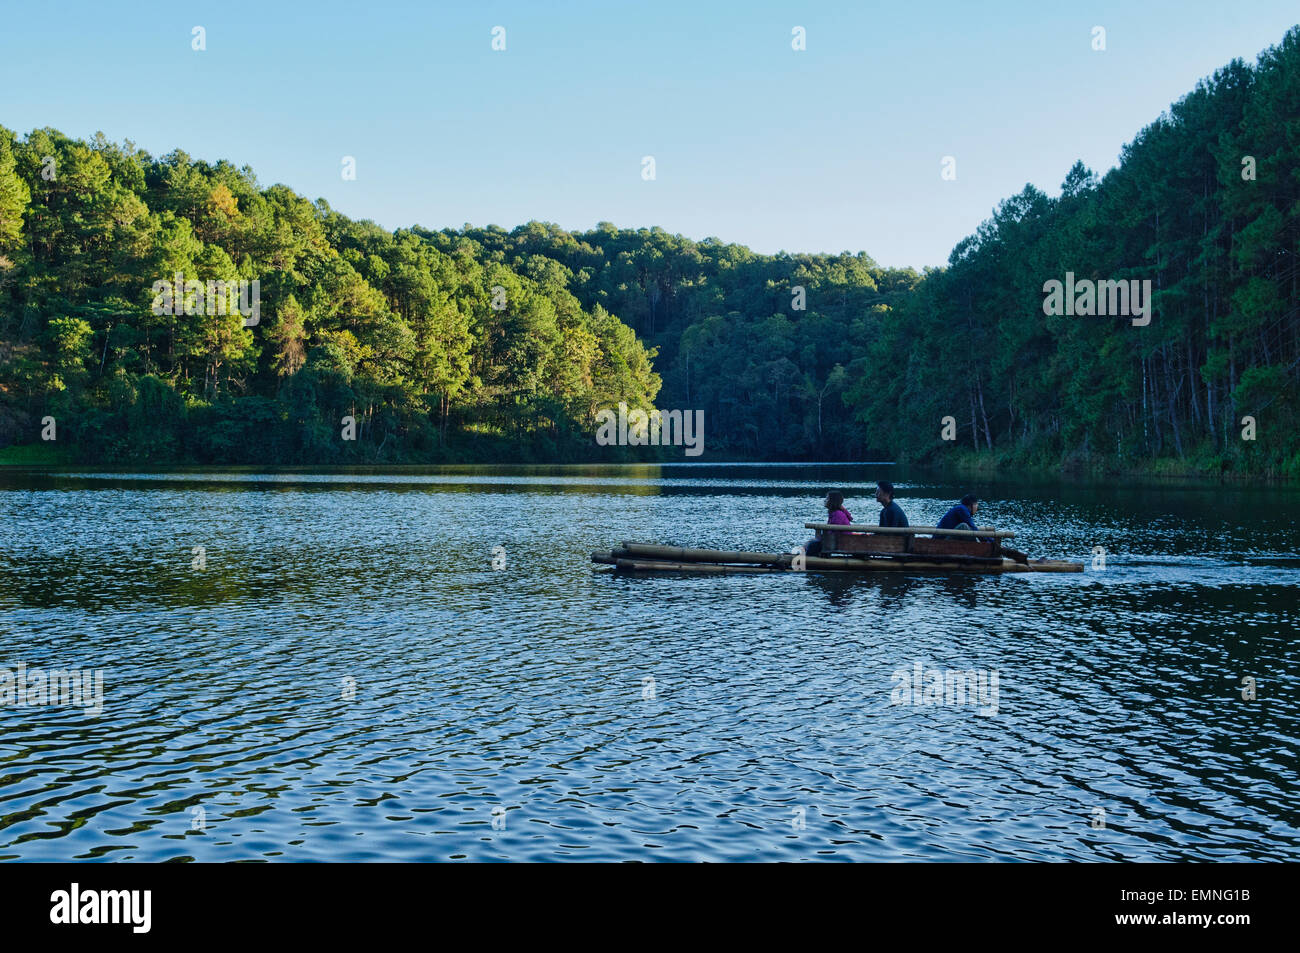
[592, 530, 1083, 575]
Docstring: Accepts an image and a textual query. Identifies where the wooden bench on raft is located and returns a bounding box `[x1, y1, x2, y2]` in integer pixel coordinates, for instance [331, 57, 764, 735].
[803, 523, 1017, 564]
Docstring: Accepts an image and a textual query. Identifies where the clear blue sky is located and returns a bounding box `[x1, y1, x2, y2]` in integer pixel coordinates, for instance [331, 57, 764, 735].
[2, 1, 1296, 267]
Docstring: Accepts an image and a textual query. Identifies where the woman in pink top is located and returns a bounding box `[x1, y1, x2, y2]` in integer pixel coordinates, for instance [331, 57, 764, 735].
[803, 490, 851, 557]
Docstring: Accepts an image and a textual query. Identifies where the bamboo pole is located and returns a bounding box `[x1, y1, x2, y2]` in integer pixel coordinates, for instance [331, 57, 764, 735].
[848, 550, 1005, 565]
[614, 558, 780, 574]
[620, 542, 1006, 568]
[593, 547, 1082, 574]
[595, 549, 1013, 574]
[799, 555, 1009, 573]
[1025, 560, 1084, 573]
[620, 542, 784, 564]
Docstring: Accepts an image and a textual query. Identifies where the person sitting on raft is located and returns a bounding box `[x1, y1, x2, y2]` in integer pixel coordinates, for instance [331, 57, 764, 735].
[937, 494, 981, 532]
[876, 481, 908, 528]
[937, 493, 1029, 563]
[937, 493, 1000, 546]
[803, 490, 852, 557]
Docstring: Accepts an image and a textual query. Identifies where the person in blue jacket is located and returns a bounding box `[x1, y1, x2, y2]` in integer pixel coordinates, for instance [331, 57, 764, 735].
[937, 494, 1028, 562]
[937, 494, 981, 532]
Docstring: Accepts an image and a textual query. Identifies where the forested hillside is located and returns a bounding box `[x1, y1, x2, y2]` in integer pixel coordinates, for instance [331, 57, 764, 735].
[0, 26, 1296, 473]
[0, 132, 661, 463]
[434, 222, 920, 458]
[846, 27, 1300, 477]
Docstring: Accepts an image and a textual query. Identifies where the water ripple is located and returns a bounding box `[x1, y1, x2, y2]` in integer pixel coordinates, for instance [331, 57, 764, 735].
[1, 465, 1297, 861]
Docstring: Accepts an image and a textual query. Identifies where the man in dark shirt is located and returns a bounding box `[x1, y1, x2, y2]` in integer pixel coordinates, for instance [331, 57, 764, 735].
[936, 493, 1026, 561]
[937, 494, 980, 531]
[876, 481, 909, 527]
[938, 493, 1000, 545]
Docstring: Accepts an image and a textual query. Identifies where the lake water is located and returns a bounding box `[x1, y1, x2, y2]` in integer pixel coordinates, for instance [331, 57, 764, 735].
[1, 464, 1297, 861]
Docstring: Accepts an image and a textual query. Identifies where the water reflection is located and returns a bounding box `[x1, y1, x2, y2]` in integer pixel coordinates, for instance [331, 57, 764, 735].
[801, 571, 929, 610]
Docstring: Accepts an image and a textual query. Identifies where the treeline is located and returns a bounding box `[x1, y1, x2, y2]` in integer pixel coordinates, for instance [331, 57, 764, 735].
[1, 26, 1297, 473]
[433, 222, 920, 458]
[845, 27, 1300, 476]
[547, 27, 1298, 475]
[0, 117, 918, 463]
[0, 130, 660, 463]
[526, 27, 1297, 474]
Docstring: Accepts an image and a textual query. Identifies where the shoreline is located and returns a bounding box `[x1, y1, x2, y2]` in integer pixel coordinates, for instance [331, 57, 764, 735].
[3, 449, 1296, 487]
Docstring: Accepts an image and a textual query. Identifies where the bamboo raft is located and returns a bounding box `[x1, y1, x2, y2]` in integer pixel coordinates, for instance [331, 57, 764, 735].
[591, 524, 1083, 575]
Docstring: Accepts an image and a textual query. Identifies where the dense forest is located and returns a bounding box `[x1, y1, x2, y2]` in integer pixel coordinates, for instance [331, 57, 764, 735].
[0, 129, 662, 464]
[0, 26, 1296, 474]
[848, 27, 1300, 478]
